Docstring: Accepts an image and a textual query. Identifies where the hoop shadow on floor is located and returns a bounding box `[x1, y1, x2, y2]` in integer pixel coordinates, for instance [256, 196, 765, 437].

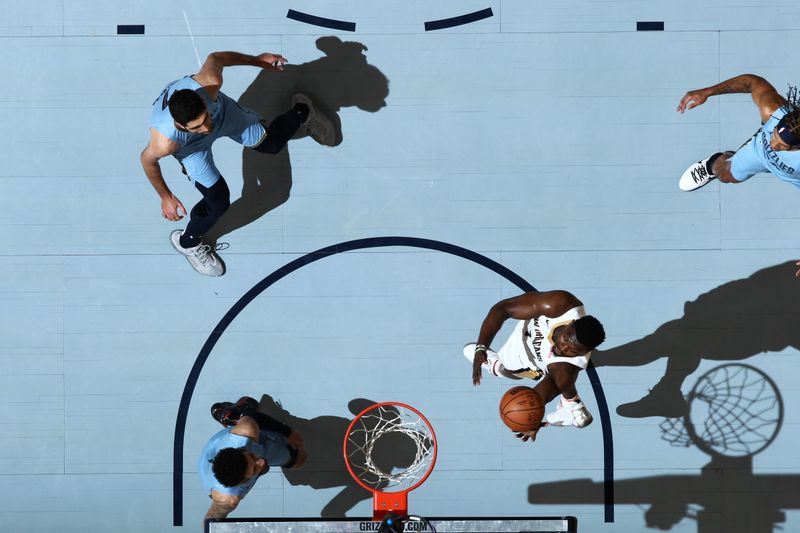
[259, 394, 415, 517]
[529, 363, 798, 533]
[204, 36, 390, 245]
[594, 260, 800, 419]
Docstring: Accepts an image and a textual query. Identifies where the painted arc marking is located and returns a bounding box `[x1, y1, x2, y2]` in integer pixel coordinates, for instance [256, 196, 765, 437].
[172, 236, 614, 525]
[425, 8, 494, 31]
[286, 9, 356, 32]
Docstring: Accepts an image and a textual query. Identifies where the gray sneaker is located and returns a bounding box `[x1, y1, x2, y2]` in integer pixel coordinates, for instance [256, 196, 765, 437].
[170, 230, 225, 277]
[292, 93, 335, 146]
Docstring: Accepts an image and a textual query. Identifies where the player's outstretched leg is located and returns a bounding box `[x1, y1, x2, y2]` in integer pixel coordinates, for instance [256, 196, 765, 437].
[169, 176, 230, 277]
[679, 151, 735, 191]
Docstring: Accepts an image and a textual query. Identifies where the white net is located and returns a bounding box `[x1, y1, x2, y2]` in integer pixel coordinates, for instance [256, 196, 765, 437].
[686, 364, 781, 457]
[345, 403, 436, 493]
[660, 364, 782, 457]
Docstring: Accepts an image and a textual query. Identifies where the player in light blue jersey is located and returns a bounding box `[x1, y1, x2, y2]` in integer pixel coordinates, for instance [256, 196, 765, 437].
[677, 74, 800, 191]
[677, 74, 800, 276]
[140, 51, 334, 277]
[201, 396, 306, 522]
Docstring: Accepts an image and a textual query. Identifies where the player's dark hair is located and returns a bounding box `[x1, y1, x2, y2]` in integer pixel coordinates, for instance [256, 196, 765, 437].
[211, 447, 248, 488]
[774, 85, 800, 147]
[168, 89, 206, 125]
[574, 315, 605, 350]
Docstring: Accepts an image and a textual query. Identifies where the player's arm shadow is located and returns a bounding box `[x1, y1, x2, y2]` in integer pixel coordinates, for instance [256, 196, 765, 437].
[204, 37, 390, 245]
[258, 394, 403, 518]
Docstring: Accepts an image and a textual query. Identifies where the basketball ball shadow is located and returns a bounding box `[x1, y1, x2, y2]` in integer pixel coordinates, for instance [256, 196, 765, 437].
[204, 37, 390, 245]
[257, 394, 412, 518]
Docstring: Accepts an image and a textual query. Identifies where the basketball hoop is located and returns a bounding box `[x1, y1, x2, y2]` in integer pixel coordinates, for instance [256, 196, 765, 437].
[343, 402, 438, 520]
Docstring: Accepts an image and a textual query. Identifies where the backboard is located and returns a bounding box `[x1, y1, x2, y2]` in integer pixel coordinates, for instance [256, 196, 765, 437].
[206, 516, 578, 533]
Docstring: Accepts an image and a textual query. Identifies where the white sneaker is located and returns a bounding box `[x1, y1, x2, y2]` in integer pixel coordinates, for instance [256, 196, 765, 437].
[170, 230, 225, 277]
[292, 93, 335, 147]
[544, 397, 593, 428]
[462, 343, 501, 376]
[679, 158, 717, 191]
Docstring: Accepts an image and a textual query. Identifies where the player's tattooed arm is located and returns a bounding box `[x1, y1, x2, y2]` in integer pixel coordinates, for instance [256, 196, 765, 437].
[677, 74, 785, 120]
[205, 492, 240, 521]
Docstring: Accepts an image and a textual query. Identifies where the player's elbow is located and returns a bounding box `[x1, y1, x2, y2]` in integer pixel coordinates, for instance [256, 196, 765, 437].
[140, 149, 159, 168]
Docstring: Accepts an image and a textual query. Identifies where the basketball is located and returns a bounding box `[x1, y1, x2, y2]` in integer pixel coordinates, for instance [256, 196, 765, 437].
[499, 386, 544, 432]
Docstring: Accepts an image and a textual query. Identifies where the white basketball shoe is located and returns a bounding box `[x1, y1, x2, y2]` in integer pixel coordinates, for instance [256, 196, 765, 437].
[679, 157, 717, 191]
[544, 396, 593, 428]
[292, 93, 335, 147]
[170, 230, 225, 277]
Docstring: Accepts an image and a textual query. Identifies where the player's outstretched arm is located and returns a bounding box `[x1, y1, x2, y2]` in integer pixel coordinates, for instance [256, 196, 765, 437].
[194, 52, 287, 100]
[677, 74, 786, 121]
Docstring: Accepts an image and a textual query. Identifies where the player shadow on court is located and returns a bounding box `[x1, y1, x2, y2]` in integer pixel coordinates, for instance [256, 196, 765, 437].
[203, 36, 390, 246]
[528, 364, 798, 533]
[592, 260, 800, 418]
[258, 394, 414, 518]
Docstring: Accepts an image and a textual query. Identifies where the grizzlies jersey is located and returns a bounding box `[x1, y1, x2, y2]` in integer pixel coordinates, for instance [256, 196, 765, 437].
[148, 76, 262, 161]
[198, 427, 291, 497]
[733, 107, 800, 187]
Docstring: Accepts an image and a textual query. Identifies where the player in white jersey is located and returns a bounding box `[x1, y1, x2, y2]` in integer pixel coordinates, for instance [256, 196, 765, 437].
[464, 290, 606, 442]
[140, 50, 334, 277]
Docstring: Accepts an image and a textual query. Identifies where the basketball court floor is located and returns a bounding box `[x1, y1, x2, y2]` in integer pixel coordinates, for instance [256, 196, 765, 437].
[3, 1, 800, 532]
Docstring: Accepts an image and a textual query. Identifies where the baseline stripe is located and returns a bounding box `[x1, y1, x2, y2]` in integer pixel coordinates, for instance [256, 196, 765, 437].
[636, 21, 664, 31]
[117, 25, 144, 34]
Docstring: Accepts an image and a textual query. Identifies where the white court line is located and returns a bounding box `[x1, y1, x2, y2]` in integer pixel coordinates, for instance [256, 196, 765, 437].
[182, 10, 202, 67]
